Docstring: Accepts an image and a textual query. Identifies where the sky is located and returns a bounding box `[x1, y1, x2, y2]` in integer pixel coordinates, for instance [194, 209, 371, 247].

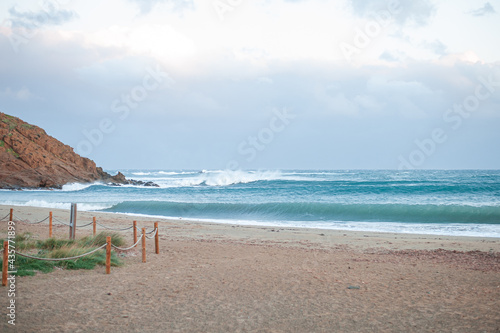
[0, 0, 499, 171]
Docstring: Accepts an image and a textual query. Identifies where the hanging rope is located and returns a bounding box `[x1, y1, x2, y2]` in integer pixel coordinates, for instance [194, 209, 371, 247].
[13, 214, 50, 225]
[145, 228, 158, 239]
[15, 243, 107, 261]
[0, 213, 11, 221]
[53, 217, 71, 226]
[145, 227, 157, 235]
[111, 234, 143, 251]
[95, 222, 135, 231]
[12, 214, 29, 224]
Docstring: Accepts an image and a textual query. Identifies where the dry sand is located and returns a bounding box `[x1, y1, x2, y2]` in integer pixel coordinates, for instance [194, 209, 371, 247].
[1, 204, 499, 332]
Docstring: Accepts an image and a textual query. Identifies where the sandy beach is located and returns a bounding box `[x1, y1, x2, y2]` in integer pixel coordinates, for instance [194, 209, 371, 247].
[1, 204, 499, 332]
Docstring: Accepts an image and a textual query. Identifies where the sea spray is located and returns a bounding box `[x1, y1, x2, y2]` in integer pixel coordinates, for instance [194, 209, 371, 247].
[1, 169, 499, 237]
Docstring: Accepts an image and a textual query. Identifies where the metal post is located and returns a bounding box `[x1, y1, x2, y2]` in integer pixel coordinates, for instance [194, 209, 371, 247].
[69, 203, 77, 240]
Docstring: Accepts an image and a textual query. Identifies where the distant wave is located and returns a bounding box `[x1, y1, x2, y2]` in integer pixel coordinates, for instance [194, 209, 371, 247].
[103, 201, 500, 224]
[147, 170, 283, 187]
[130, 171, 200, 176]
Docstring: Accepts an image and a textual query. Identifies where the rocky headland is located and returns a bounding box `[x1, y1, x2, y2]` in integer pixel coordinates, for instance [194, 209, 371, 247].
[0, 113, 157, 189]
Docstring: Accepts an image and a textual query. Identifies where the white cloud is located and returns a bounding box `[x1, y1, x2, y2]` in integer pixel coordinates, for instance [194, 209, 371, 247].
[127, 0, 194, 14]
[468, 2, 496, 16]
[350, 0, 435, 26]
[0, 0, 499, 168]
[7, 3, 77, 29]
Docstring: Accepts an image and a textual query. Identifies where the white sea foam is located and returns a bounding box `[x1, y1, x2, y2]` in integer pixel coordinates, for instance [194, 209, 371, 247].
[90, 211, 500, 238]
[130, 170, 199, 177]
[61, 183, 95, 191]
[3, 200, 113, 211]
[131, 172, 152, 176]
[154, 170, 283, 187]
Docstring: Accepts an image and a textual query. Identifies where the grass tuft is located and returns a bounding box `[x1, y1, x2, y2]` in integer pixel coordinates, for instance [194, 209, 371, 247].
[80, 232, 125, 247]
[37, 238, 75, 250]
[12, 232, 38, 250]
[12, 256, 55, 276]
[0, 232, 124, 276]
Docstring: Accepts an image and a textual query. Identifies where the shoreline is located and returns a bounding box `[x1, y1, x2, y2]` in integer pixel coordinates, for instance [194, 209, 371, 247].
[2, 204, 499, 253]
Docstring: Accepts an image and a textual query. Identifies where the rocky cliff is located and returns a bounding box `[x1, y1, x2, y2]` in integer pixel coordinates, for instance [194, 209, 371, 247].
[0, 113, 152, 189]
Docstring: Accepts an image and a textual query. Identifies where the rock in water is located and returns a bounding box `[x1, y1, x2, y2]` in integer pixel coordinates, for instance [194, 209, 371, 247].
[0, 113, 153, 189]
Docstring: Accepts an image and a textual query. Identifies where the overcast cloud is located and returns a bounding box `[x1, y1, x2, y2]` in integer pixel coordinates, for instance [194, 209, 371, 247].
[0, 0, 499, 170]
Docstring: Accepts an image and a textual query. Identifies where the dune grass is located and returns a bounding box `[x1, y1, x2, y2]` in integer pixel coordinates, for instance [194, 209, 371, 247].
[1, 232, 124, 276]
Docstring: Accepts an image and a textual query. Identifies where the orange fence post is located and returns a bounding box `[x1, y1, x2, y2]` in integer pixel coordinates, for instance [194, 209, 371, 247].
[142, 228, 146, 263]
[93, 217, 96, 236]
[154, 222, 159, 254]
[49, 212, 53, 238]
[106, 236, 111, 274]
[2, 241, 8, 286]
[9, 208, 13, 222]
[133, 221, 137, 247]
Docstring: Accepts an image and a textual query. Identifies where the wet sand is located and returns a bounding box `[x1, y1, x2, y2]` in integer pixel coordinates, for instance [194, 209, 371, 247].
[1, 205, 499, 332]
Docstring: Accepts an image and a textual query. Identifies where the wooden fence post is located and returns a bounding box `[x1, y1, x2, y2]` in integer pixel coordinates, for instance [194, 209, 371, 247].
[2, 241, 8, 286]
[49, 212, 53, 238]
[106, 236, 111, 274]
[9, 208, 13, 222]
[142, 228, 146, 263]
[133, 221, 137, 247]
[154, 222, 159, 254]
[93, 217, 96, 236]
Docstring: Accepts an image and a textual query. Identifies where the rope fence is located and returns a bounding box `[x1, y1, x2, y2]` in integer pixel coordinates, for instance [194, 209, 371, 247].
[15, 244, 108, 261]
[112, 234, 144, 251]
[1, 208, 160, 239]
[96, 222, 135, 231]
[145, 227, 157, 235]
[145, 228, 158, 239]
[53, 217, 71, 226]
[13, 214, 49, 225]
[1, 207, 162, 286]
[2, 223, 160, 285]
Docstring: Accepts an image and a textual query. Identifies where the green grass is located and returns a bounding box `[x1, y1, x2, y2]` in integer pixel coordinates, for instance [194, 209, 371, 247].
[12, 256, 55, 276]
[80, 232, 126, 247]
[37, 238, 75, 250]
[10, 232, 38, 251]
[0, 140, 4, 147]
[2, 119, 17, 130]
[0, 232, 125, 276]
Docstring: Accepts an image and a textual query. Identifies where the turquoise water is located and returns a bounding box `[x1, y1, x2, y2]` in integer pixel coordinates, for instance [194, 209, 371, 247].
[1, 170, 500, 237]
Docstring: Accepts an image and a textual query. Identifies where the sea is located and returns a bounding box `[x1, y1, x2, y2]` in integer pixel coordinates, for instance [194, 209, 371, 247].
[1, 169, 500, 238]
